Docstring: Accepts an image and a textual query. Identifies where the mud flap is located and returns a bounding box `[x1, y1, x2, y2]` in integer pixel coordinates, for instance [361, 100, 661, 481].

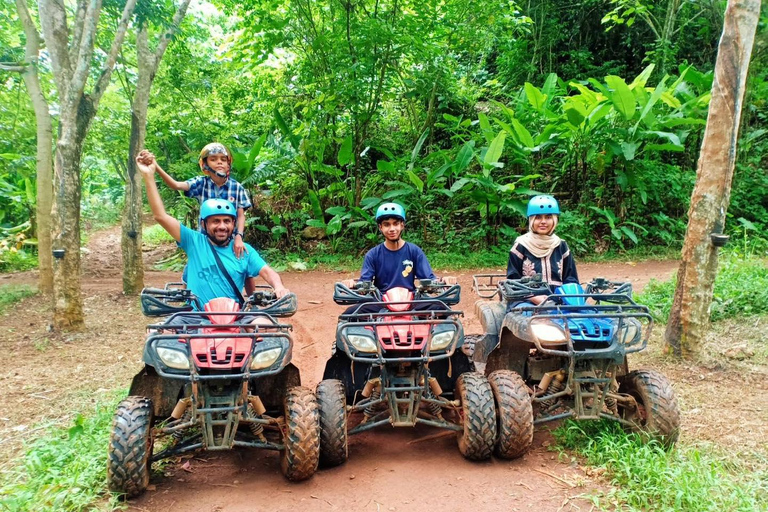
[250, 363, 302, 411]
[129, 365, 185, 419]
[431, 350, 473, 396]
[322, 351, 371, 404]
[472, 300, 507, 367]
[484, 312, 532, 377]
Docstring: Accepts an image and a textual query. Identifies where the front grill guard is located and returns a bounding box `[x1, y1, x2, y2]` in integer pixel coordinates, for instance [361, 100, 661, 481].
[516, 300, 652, 426]
[151, 383, 285, 461]
[336, 302, 463, 364]
[348, 368, 462, 435]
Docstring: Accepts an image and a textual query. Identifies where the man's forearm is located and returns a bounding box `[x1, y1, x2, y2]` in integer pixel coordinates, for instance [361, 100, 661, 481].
[142, 172, 181, 241]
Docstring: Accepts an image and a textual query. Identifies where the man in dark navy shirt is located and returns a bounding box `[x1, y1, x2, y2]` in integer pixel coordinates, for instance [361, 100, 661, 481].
[342, 203, 443, 315]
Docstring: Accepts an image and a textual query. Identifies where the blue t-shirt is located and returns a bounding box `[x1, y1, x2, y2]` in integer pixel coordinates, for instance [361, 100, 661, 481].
[179, 225, 266, 306]
[360, 242, 436, 292]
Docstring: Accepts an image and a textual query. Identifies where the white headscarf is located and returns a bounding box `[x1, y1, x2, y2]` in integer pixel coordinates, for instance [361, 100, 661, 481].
[515, 216, 561, 258]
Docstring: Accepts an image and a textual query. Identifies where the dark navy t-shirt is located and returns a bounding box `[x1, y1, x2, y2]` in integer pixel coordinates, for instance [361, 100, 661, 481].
[359, 242, 436, 292]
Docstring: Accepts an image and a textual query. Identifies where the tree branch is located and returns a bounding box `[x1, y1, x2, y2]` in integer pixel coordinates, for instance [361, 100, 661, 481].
[0, 63, 27, 72]
[91, 0, 138, 108]
[38, 0, 73, 98]
[68, 0, 101, 110]
[154, 0, 192, 64]
[69, 0, 88, 67]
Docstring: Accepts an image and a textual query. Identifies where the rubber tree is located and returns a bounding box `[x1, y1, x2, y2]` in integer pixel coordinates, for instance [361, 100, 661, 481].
[0, 1, 54, 294]
[122, 0, 191, 295]
[38, 0, 138, 329]
[664, 0, 761, 357]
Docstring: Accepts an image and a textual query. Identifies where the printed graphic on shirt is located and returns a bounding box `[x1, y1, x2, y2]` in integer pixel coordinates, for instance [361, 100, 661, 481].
[522, 259, 536, 277]
[197, 265, 225, 285]
[402, 259, 414, 277]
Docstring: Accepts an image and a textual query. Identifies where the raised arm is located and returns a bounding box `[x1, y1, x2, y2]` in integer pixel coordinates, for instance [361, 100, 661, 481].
[137, 150, 182, 242]
[140, 151, 189, 191]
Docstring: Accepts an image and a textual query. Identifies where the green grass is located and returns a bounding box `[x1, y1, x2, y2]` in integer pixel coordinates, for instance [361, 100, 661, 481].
[0, 395, 124, 512]
[552, 420, 768, 512]
[635, 253, 768, 323]
[142, 224, 174, 247]
[0, 284, 37, 313]
[0, 250, 38, 273]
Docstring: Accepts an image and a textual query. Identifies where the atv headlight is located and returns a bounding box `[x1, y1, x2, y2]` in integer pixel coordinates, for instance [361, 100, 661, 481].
[619, 319, 641, 345]
[347, 333, 378, 353]
[250, 347, 283, 370]
[430, 330, 455, 351]
[531, 322, 567, 344]
[157, 347, 189, 370]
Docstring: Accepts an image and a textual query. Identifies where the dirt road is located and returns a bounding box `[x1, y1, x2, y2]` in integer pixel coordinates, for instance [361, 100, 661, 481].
[0, 229, 679, 511]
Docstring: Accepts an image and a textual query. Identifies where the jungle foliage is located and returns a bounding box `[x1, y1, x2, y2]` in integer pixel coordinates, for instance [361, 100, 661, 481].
[0, 0, 766, 265]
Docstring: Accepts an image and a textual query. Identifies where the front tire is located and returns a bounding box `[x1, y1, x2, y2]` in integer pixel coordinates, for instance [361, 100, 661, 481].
[281, 386, 320, 481]
[619, 370, 680, 445]
[455, 372, 496, 461]
[488, 370, 533, 459]
[107, 396, 154, 498]
[316, 379, 348, 467]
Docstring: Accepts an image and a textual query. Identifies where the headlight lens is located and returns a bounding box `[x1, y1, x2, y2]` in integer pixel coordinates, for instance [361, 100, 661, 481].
[157, 347, 189, 370]
[347, 334, 378, 353]
[250, 347, 283, 370]
[430, 330, 455, 351]
[531, 322, 567, 344]
[619, 319, 641, 345]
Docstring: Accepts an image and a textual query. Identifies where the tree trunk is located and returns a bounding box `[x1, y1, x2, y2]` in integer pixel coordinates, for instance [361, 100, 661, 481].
[121, 1, 190, 294]
[664, 0, 761, 357]
[15, 0, 54, 294]
[51, 120, 85, 329]
[39, 0, 138, 330]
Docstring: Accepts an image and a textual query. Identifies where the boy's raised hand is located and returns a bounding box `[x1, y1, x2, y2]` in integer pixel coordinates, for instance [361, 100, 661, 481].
[135, 150, 156, 175]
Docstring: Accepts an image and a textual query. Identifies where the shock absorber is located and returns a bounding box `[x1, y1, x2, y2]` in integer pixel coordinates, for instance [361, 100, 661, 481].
[364, 389, 381, 420]
[604, 379, 619, 414]
[247, 404, 266, 441]
[540, 370, 566, 410]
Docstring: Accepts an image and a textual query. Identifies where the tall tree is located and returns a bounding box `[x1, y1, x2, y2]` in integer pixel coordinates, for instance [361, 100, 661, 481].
[664, 0, 761, 357]
[38, 0, 137, 329]
[122, 0, 191, 295]
[0, 1, 54, 294]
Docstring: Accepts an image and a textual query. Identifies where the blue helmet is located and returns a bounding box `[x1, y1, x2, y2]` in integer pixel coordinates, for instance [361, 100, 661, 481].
[200, 199, 236, 220]
[526, 195, 560, 217]
[375, 202, 406, 223]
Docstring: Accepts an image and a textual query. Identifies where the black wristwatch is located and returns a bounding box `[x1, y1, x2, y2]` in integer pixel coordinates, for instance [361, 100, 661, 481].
[233, 230, 242, 238]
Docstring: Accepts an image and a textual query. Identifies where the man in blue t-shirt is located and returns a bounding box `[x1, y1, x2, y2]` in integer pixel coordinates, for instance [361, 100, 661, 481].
[342, 202, 440, 315]
[136, 152, 289, 309]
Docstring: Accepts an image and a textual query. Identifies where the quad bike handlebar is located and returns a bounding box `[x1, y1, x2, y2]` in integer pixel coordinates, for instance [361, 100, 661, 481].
[333, 278, 461, 306]
[140, 285, 298, 317]
[246, 288, 298, 317]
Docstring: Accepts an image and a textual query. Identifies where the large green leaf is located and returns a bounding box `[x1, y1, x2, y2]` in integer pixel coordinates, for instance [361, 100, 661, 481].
[406, 170, 424, 193]
[629, 64, 655, 90]
[620, 141, 640, 161]
[247, 133, 267, 170]
[337, 135, 353, 166]
[454, 141, 475, 173]
[483, 131, 506, 166]
[478, 113, 493, 143]
[307, 189, 323, 219]
[509, 119, 534, 148]
[326, 206, 348, 216]
[377, 160, 395, 172]
[408, 129, 429, 171]
[605, 75, 636, 120]
[273, 108, 299, 151]
[565, 108, 585, 127]
[326, 216, 342, 235]
[524, 82, 546, 111]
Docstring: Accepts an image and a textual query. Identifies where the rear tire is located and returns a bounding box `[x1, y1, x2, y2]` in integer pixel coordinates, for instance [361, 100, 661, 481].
[107, 396, 154, 498]
[488, 370, 533, 459]
[619, 370, 680, 445]
[316, 379, 348, 467]
[455, 372, 496, 461]
[281, 386, 320, 481]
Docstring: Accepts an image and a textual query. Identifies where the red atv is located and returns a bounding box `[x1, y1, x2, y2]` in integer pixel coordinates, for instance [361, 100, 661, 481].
[316, 279, 533, 466]
[107, 285, 319, 497]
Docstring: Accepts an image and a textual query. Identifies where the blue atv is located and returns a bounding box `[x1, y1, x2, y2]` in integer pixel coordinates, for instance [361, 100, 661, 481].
[471, 274, 680, 450]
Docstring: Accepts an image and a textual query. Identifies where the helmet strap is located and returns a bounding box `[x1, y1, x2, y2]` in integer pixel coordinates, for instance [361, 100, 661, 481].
[203, 162, 230, 179]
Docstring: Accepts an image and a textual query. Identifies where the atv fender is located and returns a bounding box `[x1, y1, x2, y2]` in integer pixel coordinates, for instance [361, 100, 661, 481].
[484, 313, 531, 377]
[129, 365, 185, 419]
[251, 363, 302, 410]
[472, 300, 506, 365]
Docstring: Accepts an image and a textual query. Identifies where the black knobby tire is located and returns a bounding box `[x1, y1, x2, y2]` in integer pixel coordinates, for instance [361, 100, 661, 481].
[316, 379, 348, 467]
[455, 372, 496, 461]
[488, 370, 533, 459]
[619, 370, 680, 445]
[281, 386, 320, 481]
[107, 396, 154, 498]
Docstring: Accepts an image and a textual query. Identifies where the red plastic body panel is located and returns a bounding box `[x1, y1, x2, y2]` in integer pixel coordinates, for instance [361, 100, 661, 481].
[376, 288, 429, 350]
[190, 298, 252, 369]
